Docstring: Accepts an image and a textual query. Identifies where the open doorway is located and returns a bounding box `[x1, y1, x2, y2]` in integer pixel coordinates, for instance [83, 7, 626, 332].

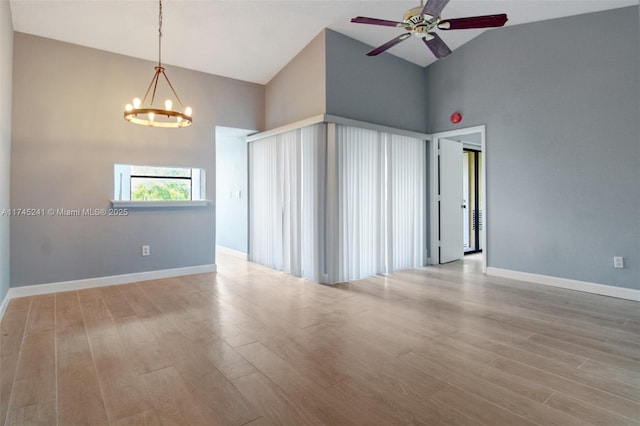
[429, 125, 487, 272]
[215, 126, 255, 264]
[463, 149, 483, 255]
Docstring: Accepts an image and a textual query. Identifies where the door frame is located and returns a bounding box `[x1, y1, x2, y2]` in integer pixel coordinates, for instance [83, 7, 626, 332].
[429, 125, 487, 272]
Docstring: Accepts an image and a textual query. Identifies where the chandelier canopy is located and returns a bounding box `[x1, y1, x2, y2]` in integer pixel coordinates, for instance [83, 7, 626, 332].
[124, 0, 192, 128]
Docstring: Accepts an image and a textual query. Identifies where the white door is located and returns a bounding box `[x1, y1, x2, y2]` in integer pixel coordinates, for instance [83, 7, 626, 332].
[439, 138, 463, 263]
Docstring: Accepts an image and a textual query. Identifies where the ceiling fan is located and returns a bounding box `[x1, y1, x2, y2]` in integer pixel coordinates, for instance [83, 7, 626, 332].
[351, 0, 508, 58]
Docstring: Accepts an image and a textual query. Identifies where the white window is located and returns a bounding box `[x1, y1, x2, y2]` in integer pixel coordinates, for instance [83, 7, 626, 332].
[114, 164, 205, 202]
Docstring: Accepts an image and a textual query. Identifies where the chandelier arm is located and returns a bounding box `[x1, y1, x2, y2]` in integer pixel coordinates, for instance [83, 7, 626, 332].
[160, 70, 187, 110]
[150, 69, 161, 106]
[140, 68, 161, 105]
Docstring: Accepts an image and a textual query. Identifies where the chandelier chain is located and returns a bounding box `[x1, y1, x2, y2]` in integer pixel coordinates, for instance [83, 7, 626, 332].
[158, 0, 163, 67]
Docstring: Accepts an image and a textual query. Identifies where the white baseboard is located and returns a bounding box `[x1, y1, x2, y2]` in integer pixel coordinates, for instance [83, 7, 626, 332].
[2, 264, 217, 315]
[216, 245, 248, 260]
[486, 267, 640, 301]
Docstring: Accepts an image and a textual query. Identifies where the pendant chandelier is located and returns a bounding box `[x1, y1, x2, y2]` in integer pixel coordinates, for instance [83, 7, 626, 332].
[124, 0, 192, 128]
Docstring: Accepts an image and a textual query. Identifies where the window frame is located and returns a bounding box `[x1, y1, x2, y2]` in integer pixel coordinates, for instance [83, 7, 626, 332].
[112, 164, 208, 208]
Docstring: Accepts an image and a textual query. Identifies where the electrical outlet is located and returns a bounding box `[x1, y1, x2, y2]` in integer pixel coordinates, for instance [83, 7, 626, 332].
[613, 256, 624, 268]
[142, 245, 150, 256]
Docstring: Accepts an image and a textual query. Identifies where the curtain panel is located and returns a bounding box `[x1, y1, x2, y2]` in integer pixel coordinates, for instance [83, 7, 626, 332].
[248, 124, 324, 282]
[333, 125, 425, 281]
[248, 121, 426, 284]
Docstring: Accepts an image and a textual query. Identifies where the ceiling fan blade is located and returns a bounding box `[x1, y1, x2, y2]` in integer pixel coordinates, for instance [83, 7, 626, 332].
[438, 14, 508, 30]
[423, 33, 452, 58]
[367, 33, 412, 56]
[421, 0, 450, 18]
[351, 16, 404, 27]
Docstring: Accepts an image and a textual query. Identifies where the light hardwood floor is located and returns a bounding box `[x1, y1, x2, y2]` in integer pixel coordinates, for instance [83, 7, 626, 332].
[1, 252, 639, 425]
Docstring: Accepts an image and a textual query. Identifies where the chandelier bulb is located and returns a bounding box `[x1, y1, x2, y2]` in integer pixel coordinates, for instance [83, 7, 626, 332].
[185, 107, 192, 117]
[133, 98, 141, 108]
[148, 112, 155, 122]
[125, 104, 133, 112]
[164, 99, 173, 111]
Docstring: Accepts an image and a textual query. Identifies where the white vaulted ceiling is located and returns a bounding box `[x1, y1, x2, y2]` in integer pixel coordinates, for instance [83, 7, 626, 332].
[9, 0, 638, 84]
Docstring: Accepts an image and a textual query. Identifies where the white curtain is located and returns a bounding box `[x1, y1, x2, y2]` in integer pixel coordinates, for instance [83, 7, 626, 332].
[249, 122, 425, 284]
[300, 124, 325, 282]
[336, 125, 386, 280]
[279, 129, 301, 276]
[248, 124, 323, 280]
[387, 134, 425, 272]
[334, 125, 425, 281]
[248, 135, 282, 270]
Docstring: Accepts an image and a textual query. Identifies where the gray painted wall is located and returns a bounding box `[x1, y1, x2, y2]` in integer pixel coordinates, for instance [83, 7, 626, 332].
[265, 30, 326, 129]
[0, 1, 13, 303]
[425, 6, 639, 290]
[265, 29, 429, 134]
[11, 33, 264, 287]
[325, 30, 428, 134]
[215, 127, 249, 254]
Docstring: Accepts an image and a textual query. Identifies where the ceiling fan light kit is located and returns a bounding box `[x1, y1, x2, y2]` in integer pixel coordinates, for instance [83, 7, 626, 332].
[124, 0, 192, 128]
[351, 0, 508, 59]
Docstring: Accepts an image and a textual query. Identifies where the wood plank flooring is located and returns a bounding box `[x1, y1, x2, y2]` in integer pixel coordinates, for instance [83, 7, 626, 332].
[1, 252, 638, 425]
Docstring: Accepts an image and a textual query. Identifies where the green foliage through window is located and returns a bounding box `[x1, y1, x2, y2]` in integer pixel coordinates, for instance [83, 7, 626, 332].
[131, 180, 191, 201]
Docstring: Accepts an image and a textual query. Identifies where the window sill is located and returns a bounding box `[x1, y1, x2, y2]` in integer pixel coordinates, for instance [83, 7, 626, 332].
[111, 200, 211, 208]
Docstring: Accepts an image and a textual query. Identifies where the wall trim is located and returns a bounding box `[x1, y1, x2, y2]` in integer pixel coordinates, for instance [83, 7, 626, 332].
[3, 264, 217, 307]
[216, 245, 247, 259]
[247, 114, 430, 143]
[323, 114, 430, 140]
[487, 267, 640, 301]
[247, 114, 325, 142]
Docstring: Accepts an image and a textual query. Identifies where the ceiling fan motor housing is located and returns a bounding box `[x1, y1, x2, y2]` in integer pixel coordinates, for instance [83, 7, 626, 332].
[403, 6, 439, 38]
